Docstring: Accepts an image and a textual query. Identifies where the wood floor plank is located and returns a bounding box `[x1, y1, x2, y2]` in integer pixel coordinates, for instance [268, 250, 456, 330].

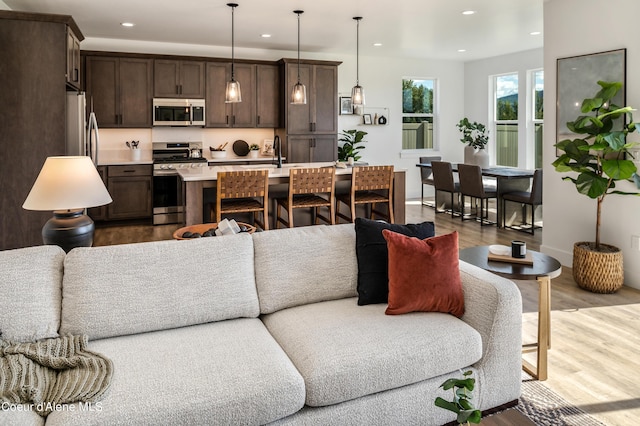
[94, 199, 640, 425]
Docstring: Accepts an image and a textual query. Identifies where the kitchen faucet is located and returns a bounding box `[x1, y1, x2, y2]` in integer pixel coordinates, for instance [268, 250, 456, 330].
[273, 135, 282, 168]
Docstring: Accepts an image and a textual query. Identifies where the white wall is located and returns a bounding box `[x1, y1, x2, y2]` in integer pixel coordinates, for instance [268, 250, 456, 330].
[543, 0, 640, 289]
[464, 48, 543, 168]
[83, 37, 465, 200]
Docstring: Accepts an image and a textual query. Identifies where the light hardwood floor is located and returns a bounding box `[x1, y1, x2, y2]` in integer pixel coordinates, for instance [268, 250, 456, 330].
[94, 200, 640, 425]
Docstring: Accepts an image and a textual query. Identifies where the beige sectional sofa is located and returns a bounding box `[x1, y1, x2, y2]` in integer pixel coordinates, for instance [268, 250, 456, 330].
[0, 224, 522, 425]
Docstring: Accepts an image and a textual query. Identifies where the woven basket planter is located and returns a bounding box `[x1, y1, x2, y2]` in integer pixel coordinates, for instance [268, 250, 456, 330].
[573, 242, 623, 293]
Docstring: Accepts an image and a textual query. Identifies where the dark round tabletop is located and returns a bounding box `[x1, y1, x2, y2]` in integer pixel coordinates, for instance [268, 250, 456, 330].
[459, 246, 562, 280]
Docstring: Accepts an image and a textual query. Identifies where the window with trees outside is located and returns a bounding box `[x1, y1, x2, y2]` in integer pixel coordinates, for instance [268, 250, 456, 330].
[532, 70, 544, 169]
[402, 79, 436, 150]
[494, 73, 518, 166]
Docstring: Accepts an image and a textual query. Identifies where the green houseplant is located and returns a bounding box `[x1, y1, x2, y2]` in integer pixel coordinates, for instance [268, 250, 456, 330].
[553, 81, 640, 293]
[457, 118, 489, 167]
[434, 370, 481, 425]
[338, 129, 367, 162]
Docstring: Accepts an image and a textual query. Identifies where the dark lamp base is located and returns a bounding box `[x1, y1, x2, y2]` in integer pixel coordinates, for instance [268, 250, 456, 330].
[42, 210, 95, 253]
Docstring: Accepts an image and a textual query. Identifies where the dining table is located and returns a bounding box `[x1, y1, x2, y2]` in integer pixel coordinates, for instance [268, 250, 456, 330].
[416, 162, 535, 227]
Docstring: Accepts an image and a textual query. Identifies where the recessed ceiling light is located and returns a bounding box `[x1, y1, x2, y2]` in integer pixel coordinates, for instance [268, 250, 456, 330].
[120, 22, 135, 27]
[373, 43, 383, 47]
[261, 34, 271, 38]
[530, 31, 541, 36]
[462, 10, 476, 15]
[458, 49, 467, 53]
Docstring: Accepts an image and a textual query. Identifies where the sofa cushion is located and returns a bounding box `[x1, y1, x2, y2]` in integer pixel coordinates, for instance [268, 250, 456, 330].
[46, 319, 305, 426]
[0, 245, 65, 342]
[60, 234, 259, 340]
[261, 298, 482, 407]
[253, 224, 358, 314]
[354, 218, 435, 305]
[384, 230, 464, 317]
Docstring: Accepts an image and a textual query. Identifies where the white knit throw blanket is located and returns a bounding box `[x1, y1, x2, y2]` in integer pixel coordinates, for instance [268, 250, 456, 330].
[0, 335, 113, 417]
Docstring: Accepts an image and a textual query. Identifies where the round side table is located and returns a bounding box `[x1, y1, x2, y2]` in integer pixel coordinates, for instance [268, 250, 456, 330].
[459, 246, 561, 381]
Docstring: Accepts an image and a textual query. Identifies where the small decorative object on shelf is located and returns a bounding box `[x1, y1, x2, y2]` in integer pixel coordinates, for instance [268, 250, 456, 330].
[378, 115, 387, 125]
[363, 114, 372, 125]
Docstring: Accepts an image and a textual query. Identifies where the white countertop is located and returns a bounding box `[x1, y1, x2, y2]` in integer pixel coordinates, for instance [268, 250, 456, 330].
[97, 150, 153, 166]
[206, 152, 282, 163]
[177, 162, 355, 181]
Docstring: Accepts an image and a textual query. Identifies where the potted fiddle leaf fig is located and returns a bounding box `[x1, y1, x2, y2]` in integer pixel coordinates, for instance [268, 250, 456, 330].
[553, 81, 640, 293]
[434, 370, 481, 425]
[457, 118, 489, 167]
[338, 129, 367, 162]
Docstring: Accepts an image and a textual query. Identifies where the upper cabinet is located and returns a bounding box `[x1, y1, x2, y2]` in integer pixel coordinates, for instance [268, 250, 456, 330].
[154, 60, 205, 98]
[281, 60, 339, 135]
[85, 55, 153, 128]
[66, 27, 81, 89]
[256, 64, 280, 128]
[205, 62, 256, 128]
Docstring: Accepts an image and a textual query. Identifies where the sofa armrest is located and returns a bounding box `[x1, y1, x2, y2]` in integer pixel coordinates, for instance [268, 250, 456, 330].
[458, 260, 522, 409]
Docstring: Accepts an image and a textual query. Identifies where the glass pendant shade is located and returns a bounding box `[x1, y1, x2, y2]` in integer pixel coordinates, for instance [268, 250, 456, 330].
[291, 82, 307, 104]
[225, 79, 242, 103]
[351, 85, 365, 106]
[225, 3, 242, 103]
[291, 10, 307, 105]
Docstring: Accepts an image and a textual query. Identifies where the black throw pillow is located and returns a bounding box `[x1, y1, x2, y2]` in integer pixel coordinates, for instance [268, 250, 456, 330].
[355, 218, 435, 305]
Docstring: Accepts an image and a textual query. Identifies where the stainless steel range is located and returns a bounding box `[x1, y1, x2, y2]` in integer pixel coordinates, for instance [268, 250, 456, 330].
[152, 141, 208, 225]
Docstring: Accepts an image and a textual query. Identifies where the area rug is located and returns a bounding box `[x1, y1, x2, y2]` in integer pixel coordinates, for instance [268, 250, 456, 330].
[514, 376, 607, 426]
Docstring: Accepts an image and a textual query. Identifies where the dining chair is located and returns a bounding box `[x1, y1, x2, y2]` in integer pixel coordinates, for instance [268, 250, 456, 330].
[502, 168, 543, 234]
[336, 165, 394, 224]
[458, 163, 497, 226]
[431, 161, 460, 217]
[419, 156, 441, 207]
[275, 167, 336, 228]
[212, 169, 270, 230]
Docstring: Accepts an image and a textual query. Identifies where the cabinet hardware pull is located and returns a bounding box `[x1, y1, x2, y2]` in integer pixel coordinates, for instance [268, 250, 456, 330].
[74, 68, 79, 82]
[257, 116, 260, 125]
[232, 116, 236, 125]
[176, 85, 180, 94]
[226, 115, 229, 125]
[123, 170, 135, 173]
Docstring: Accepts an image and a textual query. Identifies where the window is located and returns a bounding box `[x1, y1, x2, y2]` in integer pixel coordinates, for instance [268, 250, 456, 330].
[402, 79, 436, 150]
[494, 73, 518, 167]
[532, 70, 544, 169]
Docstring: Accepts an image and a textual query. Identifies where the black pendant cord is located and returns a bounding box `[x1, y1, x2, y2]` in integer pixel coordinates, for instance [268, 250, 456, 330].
[228, 3, 238, 81]
[295, 10, 304, 83]
[355, 17, 360, 86]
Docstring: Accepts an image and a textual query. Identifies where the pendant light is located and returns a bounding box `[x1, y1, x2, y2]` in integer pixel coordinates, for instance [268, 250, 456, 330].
[351, 16, 365, 105]
[291, 10, 307, 105]
[225, 3, 242, 103]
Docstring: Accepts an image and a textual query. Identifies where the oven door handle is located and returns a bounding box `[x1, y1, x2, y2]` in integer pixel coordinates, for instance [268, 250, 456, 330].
[153, 170, 179, 176]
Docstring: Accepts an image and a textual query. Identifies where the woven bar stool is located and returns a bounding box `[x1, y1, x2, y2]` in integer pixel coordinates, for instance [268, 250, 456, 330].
[211, 169, 270, 230]
[275, 167, 336, 228]
[335, 165, 394, 224]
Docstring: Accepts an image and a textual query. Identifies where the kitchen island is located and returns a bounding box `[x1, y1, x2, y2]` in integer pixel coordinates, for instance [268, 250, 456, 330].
[177, 162, 406, 226]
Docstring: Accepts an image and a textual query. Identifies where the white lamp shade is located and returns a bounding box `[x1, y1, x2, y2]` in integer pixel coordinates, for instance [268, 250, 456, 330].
[225, 79, 242, 103]
[291, 82, 307, 104]
[23, 156, 112, 211]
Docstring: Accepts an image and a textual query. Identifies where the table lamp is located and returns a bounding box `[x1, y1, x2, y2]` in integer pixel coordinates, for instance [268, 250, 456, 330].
[22, 156, 112, 252]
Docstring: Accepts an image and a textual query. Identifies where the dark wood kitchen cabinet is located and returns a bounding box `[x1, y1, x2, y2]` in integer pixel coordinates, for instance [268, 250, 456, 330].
[277, 59, 340, 164]
[286, 135, 338, 163]
[0, 11, 84, 250]
[154, 60, 205, 98]
[87, 166, 108, 221]
[256, 64, 280, 128]
[66, 26, 82, 89]
[85, 55, 153, 128]
[105, 165, 153, 220]
[205, 62, 256, 128]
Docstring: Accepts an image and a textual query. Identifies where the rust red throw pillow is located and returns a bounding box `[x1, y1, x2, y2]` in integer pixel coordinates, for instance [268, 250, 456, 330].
[382, 230, 464, 317]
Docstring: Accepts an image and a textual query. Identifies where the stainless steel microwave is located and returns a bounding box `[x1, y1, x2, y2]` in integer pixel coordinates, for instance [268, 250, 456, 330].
[153, 98, 206, 126]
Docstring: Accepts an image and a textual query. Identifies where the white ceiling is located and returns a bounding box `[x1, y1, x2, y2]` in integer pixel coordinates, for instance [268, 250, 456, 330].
[4, 0, 543, 61]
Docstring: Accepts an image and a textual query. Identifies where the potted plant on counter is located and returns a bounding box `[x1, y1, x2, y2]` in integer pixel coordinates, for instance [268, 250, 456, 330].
[456, 118, 489, 167]
[553, 81, 640, 293]
[338, 129, 367, 163]
[249, 144, 260, 159]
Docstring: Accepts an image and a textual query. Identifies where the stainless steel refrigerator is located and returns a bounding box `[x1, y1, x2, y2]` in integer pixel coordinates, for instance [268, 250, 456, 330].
[66, 91, 100, 164]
